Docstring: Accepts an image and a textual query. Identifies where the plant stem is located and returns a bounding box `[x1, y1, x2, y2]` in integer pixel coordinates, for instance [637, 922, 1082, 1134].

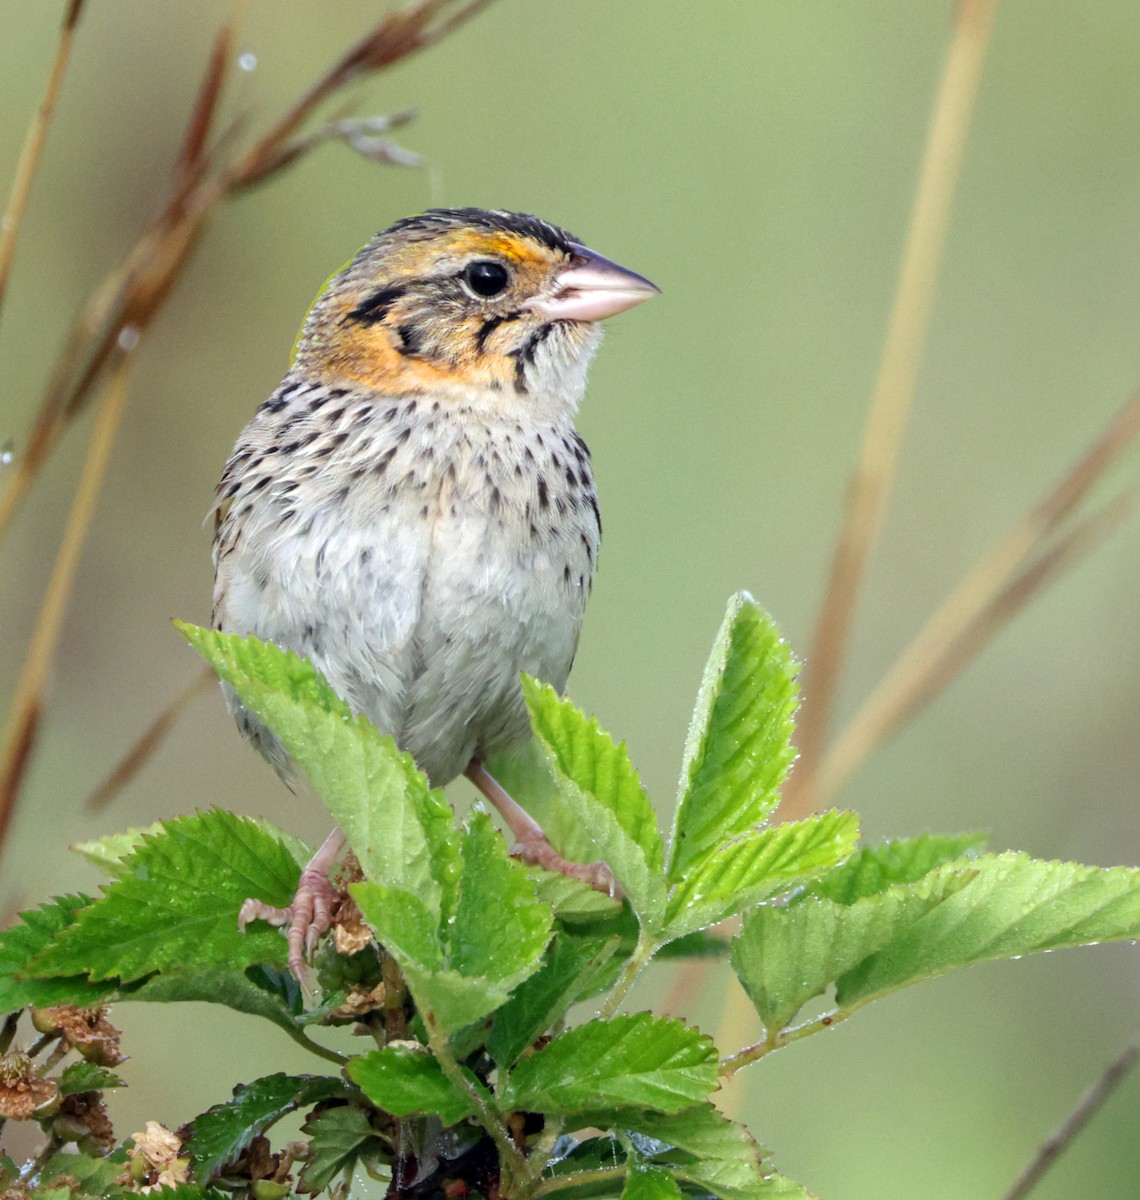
[286, 1027, 348, 1067]
[41, 1040, 70, 1073]
[598, 931, 657, 1020]
[423, 1017, 527, 1195]
[719, 1009, 851, 1078]
[531, 1166, 628, 1199]
[0, 1013, 18, 1054]
[19, 1134, 63, 1185]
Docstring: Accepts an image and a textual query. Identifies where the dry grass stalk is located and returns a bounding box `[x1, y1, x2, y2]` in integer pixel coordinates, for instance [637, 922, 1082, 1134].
[812, 389, 1140, 807]
[786, 0, 1000, 817]
[0, 354, 135, 843]
[0, 0, 86, 319]
[1000, 1041, 1139, 1200]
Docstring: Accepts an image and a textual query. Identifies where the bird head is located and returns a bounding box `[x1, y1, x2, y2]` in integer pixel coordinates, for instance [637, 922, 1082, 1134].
[292, 208, 659, 414]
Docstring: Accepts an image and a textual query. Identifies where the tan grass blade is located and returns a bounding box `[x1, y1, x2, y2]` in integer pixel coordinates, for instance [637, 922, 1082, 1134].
[0, 355, 135, 848]
[787, 0, 1000, 816]
[0, 0, 86, 320]
[811, 387, 1140, 807]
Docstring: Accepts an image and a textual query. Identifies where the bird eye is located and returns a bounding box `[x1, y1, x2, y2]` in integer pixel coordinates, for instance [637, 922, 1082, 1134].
[463, 260, 510, 298]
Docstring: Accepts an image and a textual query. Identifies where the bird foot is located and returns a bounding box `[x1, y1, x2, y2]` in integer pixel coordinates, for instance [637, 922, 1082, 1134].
[510, 829, 622, 900]
[239, 863, 342, 980]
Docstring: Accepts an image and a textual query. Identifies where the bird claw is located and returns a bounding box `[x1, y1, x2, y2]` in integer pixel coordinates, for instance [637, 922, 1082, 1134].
[510, 831, 623, 900]
[239, 866, 342, 980]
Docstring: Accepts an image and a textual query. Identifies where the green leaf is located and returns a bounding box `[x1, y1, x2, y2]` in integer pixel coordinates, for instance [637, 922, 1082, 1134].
[71, 825, 162, 878]
[122, 965, 308, 1038]
[184, 1073, 350, 1181]
[350, 892, 500, 1037]
[177, 624, 461, 920]
[669, 595, 798, 881]
[528, 867, 624, 921]
[522, 677, 664, 871]
[664, 811, 860, 938]
[500, 1013, 718, 1115]
[450, 809, 553, 982]
[349, 1044, 474, 1125]
[620, 1105, 767, 1200]
[26, 812, 299, 983]
[731, 871, 969, 1031]
[0, 895, 110, 1010]
[804, 833, 986, 903]
[837, 852, 1140, 1007]
[623, 1165, 682, 1199]
[751, 1175, 820, 1199]
[39, 1153, 128, 1197]
[298, 1105, 388, 1193]
[355, 810, 550, 1036]
[523, 680, 667, 932]
[57, 1061, 126, 1096]
[489, 933, 620, 1068]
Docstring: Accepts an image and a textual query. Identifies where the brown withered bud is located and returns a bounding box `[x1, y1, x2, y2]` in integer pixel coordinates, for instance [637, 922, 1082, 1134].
[33, 1006, 124, 1066]
[0, 1052, 60, 1120]
[54, 1093, 115, 1152]
[329, 983, 387, 1022]
[331, 892, 373, 957]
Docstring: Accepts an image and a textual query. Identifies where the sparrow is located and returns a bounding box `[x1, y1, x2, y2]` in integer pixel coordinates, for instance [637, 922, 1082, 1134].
[210, 208, 659, 976]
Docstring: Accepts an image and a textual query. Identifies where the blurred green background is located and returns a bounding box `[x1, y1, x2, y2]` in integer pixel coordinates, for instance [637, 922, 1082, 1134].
[2, 2, 1139, 1196]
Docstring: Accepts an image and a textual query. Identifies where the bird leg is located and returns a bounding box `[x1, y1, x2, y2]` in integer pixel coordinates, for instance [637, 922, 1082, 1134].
[465, 758, 620, 898]
[239, 826, 347, 979]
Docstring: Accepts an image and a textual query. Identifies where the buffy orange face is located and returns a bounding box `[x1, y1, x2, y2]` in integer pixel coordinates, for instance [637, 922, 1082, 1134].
[292, 208, 658, 400]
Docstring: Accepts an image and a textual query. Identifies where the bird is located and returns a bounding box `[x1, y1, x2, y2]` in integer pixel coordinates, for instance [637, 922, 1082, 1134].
[210, 207, 659, 977]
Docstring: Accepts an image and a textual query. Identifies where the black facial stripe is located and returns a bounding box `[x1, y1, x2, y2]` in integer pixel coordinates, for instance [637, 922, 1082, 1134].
[395, 323, 423, 356]
[474, 312, 520, 352]
[507, 323, 554, 393]
[348, 285, 407, 324]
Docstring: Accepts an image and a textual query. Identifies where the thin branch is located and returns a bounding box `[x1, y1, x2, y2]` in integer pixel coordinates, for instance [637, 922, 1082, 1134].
[424, 1015, 527, 1193]
[812, 386, 1140, 807]
[0, 0, 87, 322]
[719, 1009, 850, 1080]
[0, 354, 135, 847]
[1000, 1041, 1139, 1200]
[84, 665, 216, 812]
[597, 931, 657, 1020]
[786, 0, 999, 818]
[532, 1167, 628, 1199]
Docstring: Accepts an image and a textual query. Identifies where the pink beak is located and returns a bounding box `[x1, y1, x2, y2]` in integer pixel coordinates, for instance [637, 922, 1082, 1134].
[526, 243, 660, 323]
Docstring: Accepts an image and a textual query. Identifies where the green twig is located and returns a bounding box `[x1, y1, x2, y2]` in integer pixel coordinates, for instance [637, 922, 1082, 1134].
[598, 931, 658, 1020]
[719, 1008, 851, 1078]
[531, 1166, 628, 1199]
[424, 1017, 527, 1193]
[286, 1026, 349, 1066]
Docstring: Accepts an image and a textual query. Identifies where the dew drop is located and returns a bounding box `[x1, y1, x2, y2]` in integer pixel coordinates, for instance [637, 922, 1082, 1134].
[117, 324, 140, 351]
[238, 51, 258, 72]
[0, 439, 14, 467]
